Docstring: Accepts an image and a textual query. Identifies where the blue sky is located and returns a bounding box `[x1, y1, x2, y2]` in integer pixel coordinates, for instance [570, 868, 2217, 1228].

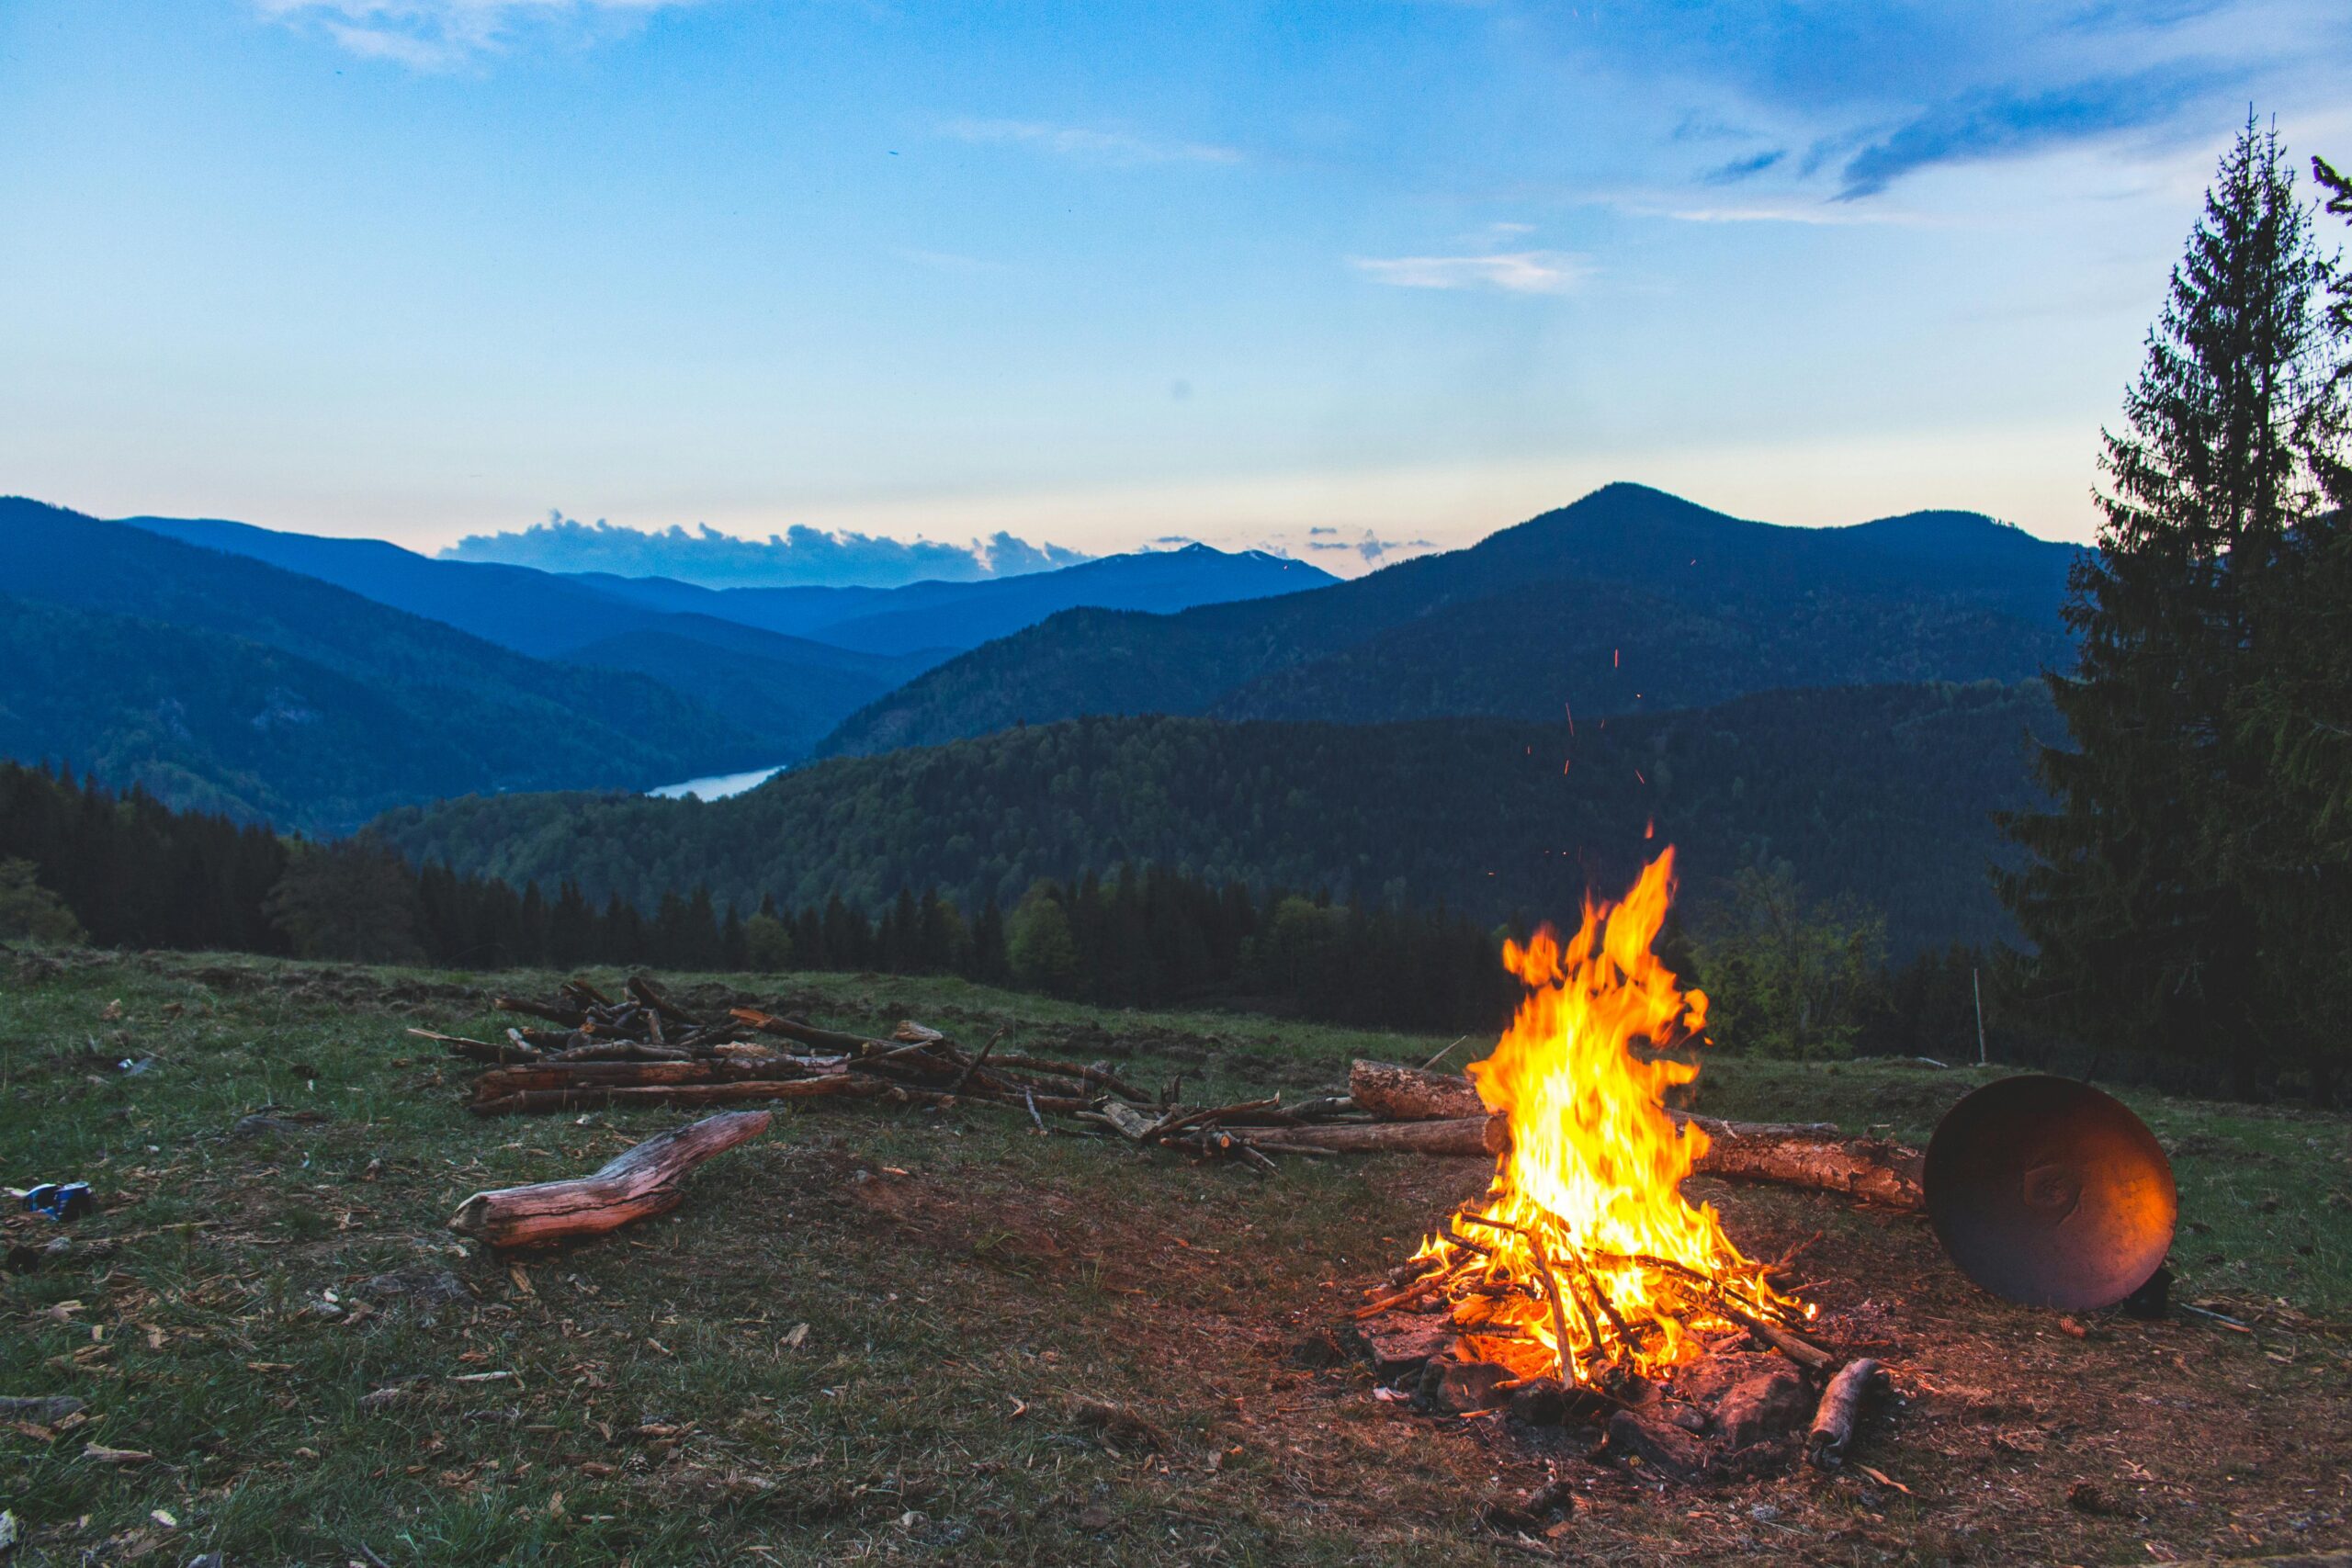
[3, 1, 2346, 571]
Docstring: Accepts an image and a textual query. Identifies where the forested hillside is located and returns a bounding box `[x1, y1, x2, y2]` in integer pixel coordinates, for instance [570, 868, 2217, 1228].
[375, 679, 2061, 954]
[0, 500, 763, 830]
[818, 483, 2078, 756]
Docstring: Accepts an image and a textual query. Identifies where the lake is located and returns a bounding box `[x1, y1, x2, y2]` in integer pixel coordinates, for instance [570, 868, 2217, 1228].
[646, 763, 787, 801]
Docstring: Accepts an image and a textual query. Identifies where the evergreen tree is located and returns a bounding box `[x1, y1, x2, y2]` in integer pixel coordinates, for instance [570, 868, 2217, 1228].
[1007, 882, 1079, 993]
[2000, 119, 2349, 1095]
[0, 858, 86, 944]
[265, 839, 427, 963]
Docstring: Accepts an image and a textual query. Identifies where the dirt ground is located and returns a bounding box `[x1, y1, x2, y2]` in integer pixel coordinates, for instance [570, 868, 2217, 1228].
[831, 1141, 2352, 1565]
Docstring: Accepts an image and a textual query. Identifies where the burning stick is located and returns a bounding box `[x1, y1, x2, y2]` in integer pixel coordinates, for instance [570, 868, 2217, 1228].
[1526, 1231, 1601, 1381]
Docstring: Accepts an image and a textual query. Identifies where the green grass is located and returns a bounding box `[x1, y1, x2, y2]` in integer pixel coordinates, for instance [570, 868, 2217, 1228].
[2, 949, 2347, 1565]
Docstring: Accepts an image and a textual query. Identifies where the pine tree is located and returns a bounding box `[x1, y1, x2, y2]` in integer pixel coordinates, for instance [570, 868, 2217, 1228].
[2001, 119, 2348, 1096]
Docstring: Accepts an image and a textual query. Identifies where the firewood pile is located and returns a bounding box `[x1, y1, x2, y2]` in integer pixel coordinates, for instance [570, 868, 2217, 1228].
[411, 976, 1928, 1204]
[413, 975, 1374, 1170]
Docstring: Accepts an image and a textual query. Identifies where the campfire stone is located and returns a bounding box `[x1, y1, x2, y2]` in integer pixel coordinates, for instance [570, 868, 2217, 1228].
[1669, 1351, 1814, 1450]
[1603, 1408, 1711, 1479]
[1350, 1314, 1455, 1381]
[1419, 1357, 1513, 1416]
[1505, 1379, 1574, 1427]
[1716, 1365, 1813, 1450]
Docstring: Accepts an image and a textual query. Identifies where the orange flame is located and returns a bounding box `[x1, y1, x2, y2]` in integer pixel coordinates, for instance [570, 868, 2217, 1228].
[1403, 847, 1803, 1386]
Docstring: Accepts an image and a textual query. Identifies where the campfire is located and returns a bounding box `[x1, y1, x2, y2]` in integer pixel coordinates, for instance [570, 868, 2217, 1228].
[1393, 849, 1813, 1389]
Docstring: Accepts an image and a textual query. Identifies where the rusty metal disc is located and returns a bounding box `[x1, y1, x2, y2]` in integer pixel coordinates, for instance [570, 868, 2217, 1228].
[1925, 1075, 2177, 1311]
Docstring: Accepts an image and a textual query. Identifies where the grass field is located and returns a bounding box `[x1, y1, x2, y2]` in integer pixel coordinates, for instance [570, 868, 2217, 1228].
[2, 947, 2348, 1565]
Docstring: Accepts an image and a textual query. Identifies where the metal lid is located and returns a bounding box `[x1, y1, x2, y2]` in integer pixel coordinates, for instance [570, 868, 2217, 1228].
[1925, 1075, 2177, 1311]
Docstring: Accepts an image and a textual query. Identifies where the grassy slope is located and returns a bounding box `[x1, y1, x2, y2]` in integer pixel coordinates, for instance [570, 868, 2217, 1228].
[1, 950, 2346, 1566]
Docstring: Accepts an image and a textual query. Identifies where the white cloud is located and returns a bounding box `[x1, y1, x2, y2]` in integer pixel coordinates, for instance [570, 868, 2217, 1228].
[939, 118, 1243, 166]
[1349, 250, 1589, 295]
[255, 0, 695, 68]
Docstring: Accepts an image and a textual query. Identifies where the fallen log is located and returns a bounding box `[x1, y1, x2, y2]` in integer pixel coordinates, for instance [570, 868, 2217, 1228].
[471, 1058, 835, 1097]
[1343, 1061, 1923, 1210]
[1806, 1356, 1887, 1469]
[987, 1055, 1149, 1102]
[1350, 1059, 1487, 1121]
[448, 1109, 771, 1248]
[1690, 1120, 1924, 1212]
[730, 1008, 888, 1055]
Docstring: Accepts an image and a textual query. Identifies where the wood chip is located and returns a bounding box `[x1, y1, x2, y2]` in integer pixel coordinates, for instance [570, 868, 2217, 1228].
[83, 1443, 157, 1465]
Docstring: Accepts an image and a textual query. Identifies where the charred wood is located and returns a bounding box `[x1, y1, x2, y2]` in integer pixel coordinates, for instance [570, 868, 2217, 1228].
[1806, 1356, 1888, 1469]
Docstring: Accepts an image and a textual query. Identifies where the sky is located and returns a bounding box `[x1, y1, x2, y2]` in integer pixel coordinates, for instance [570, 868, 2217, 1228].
[3, 1, 2348, 575]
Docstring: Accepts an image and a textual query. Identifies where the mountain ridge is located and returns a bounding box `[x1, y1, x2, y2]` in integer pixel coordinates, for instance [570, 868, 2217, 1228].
[815, 483, 2081, 757]
[0, 498, 763, 830]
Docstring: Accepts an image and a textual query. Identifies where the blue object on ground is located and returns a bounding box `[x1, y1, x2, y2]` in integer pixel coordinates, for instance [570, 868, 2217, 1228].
[23, 1182, 94, 1222]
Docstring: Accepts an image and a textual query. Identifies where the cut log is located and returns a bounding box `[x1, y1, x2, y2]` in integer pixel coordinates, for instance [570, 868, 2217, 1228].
[1685, 1120, 1924, 1212]
[1806, 1357, 1888, 1470]
[1342, 1061, 1923, 1210]
[987, 1055, 1148, 1101]
[730, 1008, 887, 1055]
[471, 1058, 838, 1098]
[1350, 1059, 1486, 1121]
[448, 1110, 771, 1248]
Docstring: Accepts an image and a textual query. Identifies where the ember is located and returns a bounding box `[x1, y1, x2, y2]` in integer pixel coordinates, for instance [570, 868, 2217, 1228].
[1396, 849, 1811, 1386]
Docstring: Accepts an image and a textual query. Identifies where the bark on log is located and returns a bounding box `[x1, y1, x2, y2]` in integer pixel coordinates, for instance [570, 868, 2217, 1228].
[1689, 1121, 1924, 1211]
[730, 1008, 887, 1055]
[448, 1109, 771, 1249]
[1806, 1357, 1887, 1470]
[1343, 1061, 1923, 1210]
[471, 1058, 837, 1097]
[1349, 1059, 1487, 1121]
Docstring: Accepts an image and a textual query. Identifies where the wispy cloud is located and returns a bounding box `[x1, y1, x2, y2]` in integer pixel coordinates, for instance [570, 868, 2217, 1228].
[940, 118, 1243, 166]
[1702, 149, 1787, 185]
[1657, 201, 1936, 227]
[1350, 250, 1589, 295]
[1296, 528, 1437, 566]
[1834, 67, 2224, 197]
[255, 0, 694, 68]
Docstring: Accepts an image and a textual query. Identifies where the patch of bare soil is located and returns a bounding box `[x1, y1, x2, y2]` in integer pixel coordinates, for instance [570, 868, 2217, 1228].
[813, 1146, 2352, 1562]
